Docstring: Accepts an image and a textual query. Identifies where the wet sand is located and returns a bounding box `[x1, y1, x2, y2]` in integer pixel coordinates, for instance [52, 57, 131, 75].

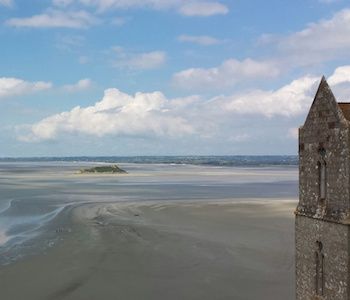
[0, 199, 296, 300]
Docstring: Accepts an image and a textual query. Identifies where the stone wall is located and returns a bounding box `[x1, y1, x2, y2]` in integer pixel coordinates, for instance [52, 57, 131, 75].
[295, 215, 349, 300]
[297, 80, 350, 223]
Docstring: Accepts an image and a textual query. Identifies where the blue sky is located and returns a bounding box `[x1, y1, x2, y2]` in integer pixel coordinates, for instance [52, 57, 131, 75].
[1, 0, 350, 156]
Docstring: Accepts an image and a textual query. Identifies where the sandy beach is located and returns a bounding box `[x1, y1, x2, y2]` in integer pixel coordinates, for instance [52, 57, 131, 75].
[0, 200, 296, 300]
[0, 162, 297, 300]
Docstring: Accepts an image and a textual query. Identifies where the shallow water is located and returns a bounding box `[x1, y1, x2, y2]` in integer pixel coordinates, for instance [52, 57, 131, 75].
[0, 162, 298, 260]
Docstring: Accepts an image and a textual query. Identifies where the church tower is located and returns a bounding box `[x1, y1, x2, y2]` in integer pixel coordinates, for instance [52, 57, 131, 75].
[296, 77, 350, 299]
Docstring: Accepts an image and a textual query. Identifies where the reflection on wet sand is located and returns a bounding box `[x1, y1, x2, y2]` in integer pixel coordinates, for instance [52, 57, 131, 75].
[0, 162, 297, 300]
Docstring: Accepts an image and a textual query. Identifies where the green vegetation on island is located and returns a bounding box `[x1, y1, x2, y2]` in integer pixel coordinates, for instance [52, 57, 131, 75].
[79, 165, 127, 174]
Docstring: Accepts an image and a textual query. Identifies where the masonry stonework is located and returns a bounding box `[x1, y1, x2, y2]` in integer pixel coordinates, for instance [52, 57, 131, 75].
[296, 216, 349, 299]
[296, 77, 350, 300]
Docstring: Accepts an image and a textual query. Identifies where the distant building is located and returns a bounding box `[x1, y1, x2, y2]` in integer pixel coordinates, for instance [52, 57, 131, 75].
[296, 77, 350, 299]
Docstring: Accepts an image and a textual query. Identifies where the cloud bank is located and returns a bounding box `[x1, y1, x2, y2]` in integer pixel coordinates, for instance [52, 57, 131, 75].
[19, 89, 194, 142]
[220, 76, 320, 117]
[20, 65, 350, 143]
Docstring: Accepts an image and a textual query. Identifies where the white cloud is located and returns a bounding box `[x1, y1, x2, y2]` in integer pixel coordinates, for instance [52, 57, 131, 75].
[18, 66, 350, 144]
[0, 78, 52, 99]
[173, 58, 280, 90]
[178, 34, 221, 46]
[6, 9, 98, 29]
[328, 66, 350, 85]
[63, 78, 93, 92]
[0, 0, 13, 7]
[327, 65, 350, 101]
[274, 9, 350, 66]
[179, 2, 228, 16]
[217, 66, 350, 117]
[219, 76, 320, 117]
[174, 8, 350, 91]
[52, 0, 228, 16]
[20, 89, 194, 142]
[114, 50, 166, 70]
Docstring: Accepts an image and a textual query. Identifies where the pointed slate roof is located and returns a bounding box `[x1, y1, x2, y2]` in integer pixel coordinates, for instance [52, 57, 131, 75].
[318, 76, 350, 121]
[303, 76, 350, 128]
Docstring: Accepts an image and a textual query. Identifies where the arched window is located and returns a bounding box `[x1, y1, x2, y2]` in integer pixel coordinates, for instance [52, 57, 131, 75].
[318, 161, 327, 201]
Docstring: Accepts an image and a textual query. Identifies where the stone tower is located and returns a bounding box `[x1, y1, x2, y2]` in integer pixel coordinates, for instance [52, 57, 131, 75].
[296, 77, 350, 299]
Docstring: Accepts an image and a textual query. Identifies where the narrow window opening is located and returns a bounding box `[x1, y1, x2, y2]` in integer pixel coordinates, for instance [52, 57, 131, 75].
[315, 241, 325, 296]
[318, 161, 327, 202]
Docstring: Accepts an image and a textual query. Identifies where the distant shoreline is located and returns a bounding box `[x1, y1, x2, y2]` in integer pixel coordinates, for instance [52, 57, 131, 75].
[0, 155, 298, 167]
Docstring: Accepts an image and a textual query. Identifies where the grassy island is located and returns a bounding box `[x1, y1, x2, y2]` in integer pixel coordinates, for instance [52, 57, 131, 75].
[79, 165, 127, 174]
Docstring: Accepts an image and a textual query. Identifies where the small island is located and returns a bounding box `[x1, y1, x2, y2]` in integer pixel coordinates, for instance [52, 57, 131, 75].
[79, 165, 127, 174]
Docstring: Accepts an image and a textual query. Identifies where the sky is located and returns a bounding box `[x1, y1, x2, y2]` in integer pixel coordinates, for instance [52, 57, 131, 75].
[1, 0, 350, 156]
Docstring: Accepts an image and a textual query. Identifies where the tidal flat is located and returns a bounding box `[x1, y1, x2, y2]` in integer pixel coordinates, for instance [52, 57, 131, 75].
[0, 162, 298, 300]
